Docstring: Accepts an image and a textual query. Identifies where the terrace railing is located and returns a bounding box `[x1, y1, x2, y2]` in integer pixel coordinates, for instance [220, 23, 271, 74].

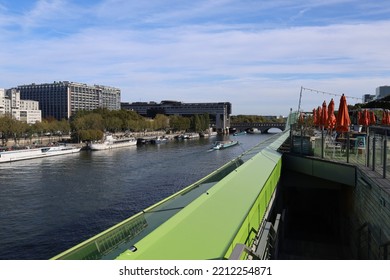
[290, 124, 390, 179]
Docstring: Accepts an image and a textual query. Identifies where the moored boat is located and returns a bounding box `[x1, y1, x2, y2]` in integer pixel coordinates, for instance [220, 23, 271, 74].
[177, 132, 200, 139]
[89, 134, 137, 150]
[212, 140, 239, 150]
[150, 136, 168, 144]
[0, 145, 81, 163]
[233, 131, 247, 136]
[247, 128, 261, 134]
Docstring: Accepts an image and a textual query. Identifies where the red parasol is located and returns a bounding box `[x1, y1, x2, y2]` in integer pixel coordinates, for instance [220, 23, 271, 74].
[320, 100, 328, 128]
[369, 111, 376, 125]
[362, 109, 370, 127]
[316, 106, 322, 127]
[387, 110, 390, 125]
[327, 98, 336, 130]
[382, 110, 388, 125]
[336, 94, 351, 132]
[357, 111, 363, 125]
[313, 108, 318, 126]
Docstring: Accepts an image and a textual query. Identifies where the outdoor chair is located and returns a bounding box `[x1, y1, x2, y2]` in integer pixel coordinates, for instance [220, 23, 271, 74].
[354, 135, 366, 159]
[325, 134, 342, 158]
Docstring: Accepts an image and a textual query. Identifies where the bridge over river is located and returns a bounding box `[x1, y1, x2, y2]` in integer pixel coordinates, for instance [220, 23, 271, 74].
[230, 122, 286, 133]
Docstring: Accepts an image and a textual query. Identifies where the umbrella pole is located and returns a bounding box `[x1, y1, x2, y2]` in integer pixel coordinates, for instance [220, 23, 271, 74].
[346, 132, 350, 163]
[367, 126, 370, 168]
[321, 126, 324, 158]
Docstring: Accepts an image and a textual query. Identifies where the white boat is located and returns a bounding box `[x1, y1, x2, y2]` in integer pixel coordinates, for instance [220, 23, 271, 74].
[183, 133, 200, 139]
[211, 140, 239, 150]
[89, 134, 137, 150]
[233, 131, 247, 136]
[247, 128, 261, 134]
[0, 145, 81, 163]
[151, 136, 168, 144]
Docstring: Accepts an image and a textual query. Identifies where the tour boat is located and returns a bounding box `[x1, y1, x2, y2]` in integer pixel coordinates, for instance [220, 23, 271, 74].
[89, 134, 137, 150]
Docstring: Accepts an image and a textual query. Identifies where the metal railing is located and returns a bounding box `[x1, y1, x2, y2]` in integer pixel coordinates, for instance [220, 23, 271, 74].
[229, 213, 282, 260]
[290, 124, 390, 179]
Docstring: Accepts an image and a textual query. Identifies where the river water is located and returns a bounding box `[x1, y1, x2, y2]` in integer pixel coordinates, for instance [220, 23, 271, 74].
[0, 132, 277, 260]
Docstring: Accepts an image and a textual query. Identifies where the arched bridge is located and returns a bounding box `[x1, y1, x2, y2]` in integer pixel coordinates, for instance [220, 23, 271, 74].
[230, 122, 286, 133]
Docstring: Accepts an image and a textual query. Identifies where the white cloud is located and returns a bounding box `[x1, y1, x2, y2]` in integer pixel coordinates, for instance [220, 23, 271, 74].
[1, 0, 390, 115]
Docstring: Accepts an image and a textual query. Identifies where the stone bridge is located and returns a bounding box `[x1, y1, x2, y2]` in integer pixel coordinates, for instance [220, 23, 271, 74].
[230, 122, 286, 133]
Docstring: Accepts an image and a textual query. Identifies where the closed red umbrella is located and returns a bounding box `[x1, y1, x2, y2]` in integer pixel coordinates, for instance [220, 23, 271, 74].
[387, 110, 390, 125]
[316, 106, 322, 127]
[321, 100, 328, 128]
[358, 111, 363, 125]
[327, 98, 336, 130]
[370, 111, 376, 125]
[381, 110, 386, 125]
[362, 109, 370, 127]
[313, 108, 318, 126]
[336, 94, 351, 132]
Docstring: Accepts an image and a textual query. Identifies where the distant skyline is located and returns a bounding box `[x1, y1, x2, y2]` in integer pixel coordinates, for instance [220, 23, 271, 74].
[1, 0, 390, 115]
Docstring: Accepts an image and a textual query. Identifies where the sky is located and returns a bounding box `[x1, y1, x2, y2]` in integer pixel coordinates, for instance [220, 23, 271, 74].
[1, 0, 390, 116]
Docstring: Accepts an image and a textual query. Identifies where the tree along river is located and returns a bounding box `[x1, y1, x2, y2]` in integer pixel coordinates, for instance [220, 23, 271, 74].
[0, 132, 278, 260]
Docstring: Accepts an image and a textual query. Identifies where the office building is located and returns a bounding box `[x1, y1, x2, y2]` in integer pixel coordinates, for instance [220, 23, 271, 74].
[0, 88, 41, 124]
[121, 100, 232, 131]
[375, 86, 390, 100]
[17, 81, 121, 120]
[362, 94, 375, 103]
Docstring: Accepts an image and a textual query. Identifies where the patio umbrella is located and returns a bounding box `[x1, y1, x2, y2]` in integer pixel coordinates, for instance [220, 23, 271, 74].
[327, 98, 336, 130]
[370, 111, 376, 125]
[321, 100, 328, 128]
[387, 110, 390, 125]
[313, 108, 317, 126]
[336, 94, 351, 132]
[316, 106, 322, 128]
[362, 109, 370, 127]
[382, 110, 388, 125]
[357, 111, 363, 125]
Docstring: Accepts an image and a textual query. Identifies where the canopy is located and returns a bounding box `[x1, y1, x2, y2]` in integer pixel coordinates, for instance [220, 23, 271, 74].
[336, 94, 351, 132]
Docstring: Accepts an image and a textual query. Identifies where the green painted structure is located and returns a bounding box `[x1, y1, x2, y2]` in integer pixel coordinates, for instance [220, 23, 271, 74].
[51, 127, 290, 260]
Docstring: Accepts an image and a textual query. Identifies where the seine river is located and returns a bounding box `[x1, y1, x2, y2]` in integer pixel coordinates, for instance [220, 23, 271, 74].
[0, 132, 278, 260]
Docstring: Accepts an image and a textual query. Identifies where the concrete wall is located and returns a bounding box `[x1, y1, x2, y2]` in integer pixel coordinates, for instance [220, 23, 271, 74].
[281, 154, 390, 259]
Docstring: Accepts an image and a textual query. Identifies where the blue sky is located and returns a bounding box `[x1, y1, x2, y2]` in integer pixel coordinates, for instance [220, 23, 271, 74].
[1, 0, 390, 115]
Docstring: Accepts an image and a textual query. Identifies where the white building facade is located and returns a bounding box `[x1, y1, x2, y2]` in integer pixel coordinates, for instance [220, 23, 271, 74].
[0, 88, 42, 124]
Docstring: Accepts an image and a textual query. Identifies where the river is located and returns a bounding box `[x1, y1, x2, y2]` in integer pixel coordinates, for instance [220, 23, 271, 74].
[0, 132, 278, 260]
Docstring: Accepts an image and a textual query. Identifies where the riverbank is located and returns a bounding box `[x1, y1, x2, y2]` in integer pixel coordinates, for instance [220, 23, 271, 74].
[2, 130, 218, 150]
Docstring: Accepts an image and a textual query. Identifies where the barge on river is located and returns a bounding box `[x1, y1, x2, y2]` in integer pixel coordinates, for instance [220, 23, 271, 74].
[0, 145, 81, 163]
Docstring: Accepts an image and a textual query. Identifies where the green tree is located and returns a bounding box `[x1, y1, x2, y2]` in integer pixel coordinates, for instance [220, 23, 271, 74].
[0, 115, 13, 145]
[169, 115, 190, 131]
[104, 116, 122, 133]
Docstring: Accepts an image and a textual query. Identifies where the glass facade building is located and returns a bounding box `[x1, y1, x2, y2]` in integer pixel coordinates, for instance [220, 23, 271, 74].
[121, 100, 232, 131]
